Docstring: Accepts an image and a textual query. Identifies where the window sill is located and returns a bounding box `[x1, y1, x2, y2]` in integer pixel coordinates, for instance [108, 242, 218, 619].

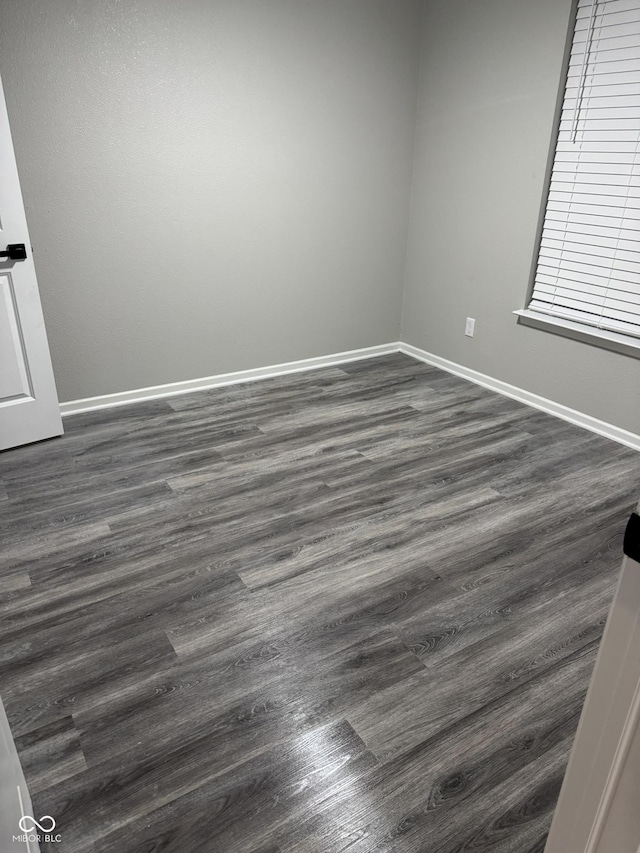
[514, 309, 640, 360]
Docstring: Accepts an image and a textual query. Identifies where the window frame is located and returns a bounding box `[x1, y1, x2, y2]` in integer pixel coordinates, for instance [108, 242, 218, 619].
[515, 0, 640, 360]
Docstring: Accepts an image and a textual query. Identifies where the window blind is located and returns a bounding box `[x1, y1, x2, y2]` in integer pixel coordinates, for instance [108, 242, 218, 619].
[529, 0, 640, 340]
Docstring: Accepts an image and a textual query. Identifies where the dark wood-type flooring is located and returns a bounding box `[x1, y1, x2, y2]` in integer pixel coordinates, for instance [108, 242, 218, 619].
[1, 354, 639, 853]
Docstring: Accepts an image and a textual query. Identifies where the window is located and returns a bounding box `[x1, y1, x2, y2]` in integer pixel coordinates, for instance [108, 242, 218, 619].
[518, 0, 640, 355]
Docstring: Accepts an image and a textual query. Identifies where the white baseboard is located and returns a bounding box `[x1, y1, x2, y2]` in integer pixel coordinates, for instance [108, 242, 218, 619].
[399, 342, 640, 452]
[60, 340, 640, 452]
[59, 342, 402, 416]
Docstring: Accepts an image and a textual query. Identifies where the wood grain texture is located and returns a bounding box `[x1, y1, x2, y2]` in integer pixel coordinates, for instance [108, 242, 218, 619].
[0, 353, 638, 853]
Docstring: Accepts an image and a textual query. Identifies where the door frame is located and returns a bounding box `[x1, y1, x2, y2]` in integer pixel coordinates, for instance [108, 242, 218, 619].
[544, 501, 640, 852]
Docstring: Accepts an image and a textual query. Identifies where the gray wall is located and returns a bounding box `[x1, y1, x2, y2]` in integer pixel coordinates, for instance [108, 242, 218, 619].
[0, 0, 423, 402]
[402, 0, 640, 435]
[1, 0, 637, 431]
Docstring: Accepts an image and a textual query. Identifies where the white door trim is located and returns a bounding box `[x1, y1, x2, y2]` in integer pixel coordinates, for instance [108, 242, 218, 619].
[585, 676, 640, 852]
[544, 502, 640, 853]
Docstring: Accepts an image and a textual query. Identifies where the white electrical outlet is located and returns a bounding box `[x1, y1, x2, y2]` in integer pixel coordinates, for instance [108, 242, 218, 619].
[465, 317, 475, 337]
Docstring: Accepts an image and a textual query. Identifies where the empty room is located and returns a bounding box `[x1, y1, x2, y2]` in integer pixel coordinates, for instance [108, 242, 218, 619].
[1, 0, 640, 851]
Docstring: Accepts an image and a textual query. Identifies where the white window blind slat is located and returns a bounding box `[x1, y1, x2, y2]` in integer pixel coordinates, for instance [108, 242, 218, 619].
[575, 12, 640, 32]
[558, 130, 640, 144]
[565, 83, 640, 100]
[561, 106, 640, 120]
[572, 40, 640, 60]
[544, 203, 640, 221]
[566, 75, 640, 91]
[536, 265, 640, 293]
[554, 150, 636, 163]
[551, 166, 639, 181]
[607, 292, 640, 309]
[576, 7, 640, 28]
[547, 200, 640, 218]
[538, 264, 640, 291]
[556, 140, 640, 153]
[542, 229, 640, 251]
[568, 59, 640, 77]
[541, 243, 640, 261]
[575, 0, 640, 17]
[576, 0, 640, 18]
[538, 248, 640, 273]
[536, 260, 639, 283]
[562, 112, 640, 126]
[541, 242, 634, 260]
[549, 181, 640, 197]
[534, 278, 640, 300]
[545, 210, 640, 231]
[562, 97, 640, 109]
[547, 203, 640, 222]
[576, 0, 640, 17]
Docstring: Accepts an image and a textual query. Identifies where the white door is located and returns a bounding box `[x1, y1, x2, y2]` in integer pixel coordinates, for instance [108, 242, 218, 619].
[0, 695, 40, 852]
[544, 501, 640, 853]
[0, 74, 62, 452]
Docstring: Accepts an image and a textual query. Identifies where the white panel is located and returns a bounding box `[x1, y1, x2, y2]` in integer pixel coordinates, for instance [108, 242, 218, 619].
[0, 273, 32, 403]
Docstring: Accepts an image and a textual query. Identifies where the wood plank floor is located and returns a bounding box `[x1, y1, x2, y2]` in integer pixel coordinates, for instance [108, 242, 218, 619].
[1, 353, 639, 853]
